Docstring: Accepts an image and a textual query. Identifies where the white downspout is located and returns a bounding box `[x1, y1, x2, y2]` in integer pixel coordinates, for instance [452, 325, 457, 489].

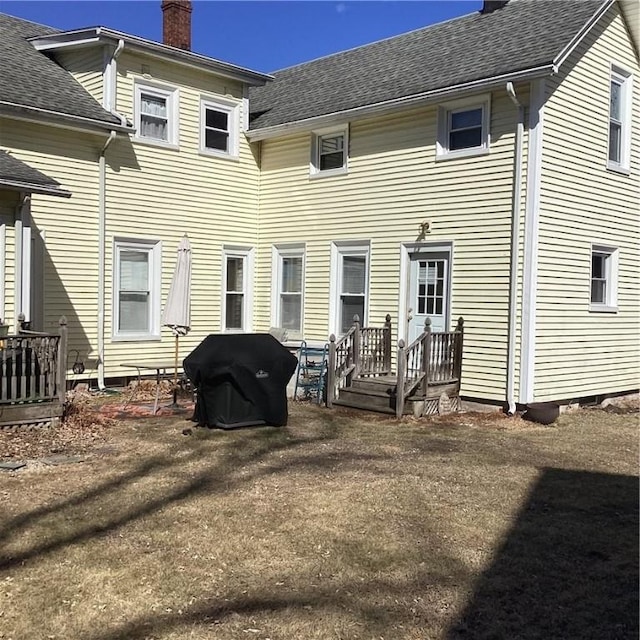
[97, 131, 116, 390]
[13, 193, 29, 332]
[506, 81, 524, 415]
[96, 38, 125, 390]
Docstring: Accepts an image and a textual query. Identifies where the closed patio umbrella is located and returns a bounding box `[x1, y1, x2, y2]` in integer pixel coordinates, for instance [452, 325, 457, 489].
[162, 235, 192, 389]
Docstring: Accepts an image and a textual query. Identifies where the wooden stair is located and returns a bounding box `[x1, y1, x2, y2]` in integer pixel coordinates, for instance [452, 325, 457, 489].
[332, 374, 461, 416]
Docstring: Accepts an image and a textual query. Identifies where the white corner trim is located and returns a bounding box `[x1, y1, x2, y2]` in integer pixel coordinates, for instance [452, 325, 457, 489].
[519, 78, 546, 404]
[0, 215, 5, 323]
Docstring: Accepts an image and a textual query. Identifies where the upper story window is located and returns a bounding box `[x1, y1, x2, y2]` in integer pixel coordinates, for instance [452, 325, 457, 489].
[437, 95, 490, 160]
[200, 97, 240, 159]
[590, 244, 618, 312]
[608, 66, 632, 172]
[113, 238, 162, 341]
[134, 82, 178, 147]
[311, 126, 348, 177]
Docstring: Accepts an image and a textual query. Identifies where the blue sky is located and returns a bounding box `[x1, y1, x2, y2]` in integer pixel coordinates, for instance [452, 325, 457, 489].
[4, 1, 482, 72]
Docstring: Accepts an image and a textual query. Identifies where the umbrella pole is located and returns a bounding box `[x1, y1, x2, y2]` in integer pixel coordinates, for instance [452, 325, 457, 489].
[172, 335, 179, 407]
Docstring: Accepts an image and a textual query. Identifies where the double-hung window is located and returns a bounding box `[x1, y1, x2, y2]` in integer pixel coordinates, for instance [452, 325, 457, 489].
[311, 126, 348, 176]
[113, 239, 161, 340]
[437, 95, 490, 159]
[135, 82, 178, 146]
[590, 245, 618, 312]
[223, 248, 253, 331]
[608, 66, 632, 172]
[331, 242, 370, 335]
[273, 246, 304, 336]
[200, 97, 240, 158]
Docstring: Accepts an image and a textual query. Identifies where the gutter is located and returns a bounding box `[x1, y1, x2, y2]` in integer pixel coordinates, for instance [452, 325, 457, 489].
[505, 81, 524, 415]
[0, 180, 71, 198]
[29, 28, 272, 87]
[0, 102, 133, 134]
[248, 64, 555, 141]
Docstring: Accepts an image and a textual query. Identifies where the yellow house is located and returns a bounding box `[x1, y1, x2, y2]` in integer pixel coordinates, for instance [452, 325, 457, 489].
[1, 0, 638, 412]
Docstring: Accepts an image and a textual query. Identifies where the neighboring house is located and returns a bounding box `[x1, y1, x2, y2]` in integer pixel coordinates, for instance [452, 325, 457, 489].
[0, 0, 638, 410]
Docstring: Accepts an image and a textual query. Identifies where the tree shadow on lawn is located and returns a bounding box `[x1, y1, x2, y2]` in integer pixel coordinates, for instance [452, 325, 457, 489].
[447, 468, 639, 640]
[77, 467, 639, 640]
[0, 421, 385, 571]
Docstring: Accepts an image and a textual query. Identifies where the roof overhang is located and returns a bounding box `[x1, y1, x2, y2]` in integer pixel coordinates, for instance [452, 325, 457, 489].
[248, 64, 554, 141]
[29, 27, 273, 87]
[553, 0, 616, 70]
[0, 178, 71, 198]
[0, 102, 134, 134]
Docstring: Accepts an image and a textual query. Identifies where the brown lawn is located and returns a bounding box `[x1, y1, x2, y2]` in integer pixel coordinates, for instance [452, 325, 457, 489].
[0, 398, 637, 640]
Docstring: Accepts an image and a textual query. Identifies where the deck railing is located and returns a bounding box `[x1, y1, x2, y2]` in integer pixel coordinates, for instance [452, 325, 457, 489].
[396, 317, 464, 418]
[0, 317, 68, 407]
[327, 315, 394, 406]
[326, 323, 357, 407]
[359, 314, 392, 377]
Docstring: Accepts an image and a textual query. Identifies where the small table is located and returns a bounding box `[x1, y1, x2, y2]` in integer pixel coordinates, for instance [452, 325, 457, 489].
[120, 362, 182, 414]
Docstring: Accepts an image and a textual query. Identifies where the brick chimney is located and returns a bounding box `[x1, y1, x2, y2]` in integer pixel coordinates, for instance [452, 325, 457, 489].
[481, 1, 509, 13]
[162, 0, 192, 50]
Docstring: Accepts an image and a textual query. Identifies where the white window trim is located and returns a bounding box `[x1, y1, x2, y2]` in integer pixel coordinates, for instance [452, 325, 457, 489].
[329, 240, 370, 336]
[589, 244, 618, 313]
[199, 95, 240, 160]
[607, 64, 633, 174]
[134, 80, 179, 149]
[310, 125, 349, 178]
[271, 244, 305, 339]
[222, 246, 254, 332]
[112, 237, 162, 342]
[436, 93, 491, 160]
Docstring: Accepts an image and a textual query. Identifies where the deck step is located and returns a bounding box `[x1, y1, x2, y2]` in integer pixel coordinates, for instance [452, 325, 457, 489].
[332, 397, 397, 415]
[336, 388, 396, 412]
[351, 376, 397, 393]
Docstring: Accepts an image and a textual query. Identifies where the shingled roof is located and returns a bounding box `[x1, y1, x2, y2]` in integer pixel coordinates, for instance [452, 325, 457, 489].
[249, 0, 606, 131]
[0, 150, 71, 197]
[0, 13, 124, 129]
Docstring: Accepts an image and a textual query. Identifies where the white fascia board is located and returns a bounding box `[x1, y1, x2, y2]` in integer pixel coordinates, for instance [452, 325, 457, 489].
[0, 180, 71, 198]
[0, 102, 133, 134]
[553, 0, 615, 71]
[247, 64, 554, 141]
[29, 29, 272, 87]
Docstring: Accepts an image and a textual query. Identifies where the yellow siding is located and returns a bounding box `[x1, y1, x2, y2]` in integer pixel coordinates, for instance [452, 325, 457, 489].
[102, 51, 260, 368]
[257, 88, 530, 402]
[55, 48, 104, 104]
[536, 6, 640, 400]
[1, 119, 102, 362]
[0, 191, 18, 327]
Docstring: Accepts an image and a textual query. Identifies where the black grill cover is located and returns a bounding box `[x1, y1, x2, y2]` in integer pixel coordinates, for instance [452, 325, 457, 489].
[183, 334, 298, 428]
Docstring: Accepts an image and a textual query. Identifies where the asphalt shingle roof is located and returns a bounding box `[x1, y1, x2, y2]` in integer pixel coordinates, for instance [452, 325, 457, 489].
[0, 149, 67, 192]
[0, 13, 122, 126]
[249, 0, 605, 130]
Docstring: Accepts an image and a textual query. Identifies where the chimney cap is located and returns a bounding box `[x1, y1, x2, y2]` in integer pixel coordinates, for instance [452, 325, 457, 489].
[481, 1, 509, 14]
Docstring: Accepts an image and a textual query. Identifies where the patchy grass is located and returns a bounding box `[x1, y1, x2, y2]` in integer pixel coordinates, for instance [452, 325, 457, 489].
[0, 403, 637, 640]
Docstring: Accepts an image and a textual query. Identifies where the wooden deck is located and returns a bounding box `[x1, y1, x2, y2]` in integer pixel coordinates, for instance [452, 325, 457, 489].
[327, 316, 464, 417]
[0, 317, 68, 429]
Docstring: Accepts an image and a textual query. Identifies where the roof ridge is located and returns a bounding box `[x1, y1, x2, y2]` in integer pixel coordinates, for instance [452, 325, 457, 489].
[268, 1, 492, 75]
[0, 11, 60, 34]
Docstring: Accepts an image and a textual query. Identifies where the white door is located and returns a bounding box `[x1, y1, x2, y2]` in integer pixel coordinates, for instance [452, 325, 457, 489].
[407, 251, 449, 342]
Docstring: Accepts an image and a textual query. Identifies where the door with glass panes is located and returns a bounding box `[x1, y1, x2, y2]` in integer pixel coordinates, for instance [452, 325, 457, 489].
[408, 251, 450, 342]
